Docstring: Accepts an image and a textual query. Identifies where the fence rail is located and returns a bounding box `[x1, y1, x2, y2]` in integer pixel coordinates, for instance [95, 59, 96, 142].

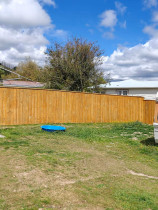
[0, 87, 155, 125]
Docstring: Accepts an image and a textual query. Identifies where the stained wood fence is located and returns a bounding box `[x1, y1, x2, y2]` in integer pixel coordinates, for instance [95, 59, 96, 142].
[0, 87, 155, 125]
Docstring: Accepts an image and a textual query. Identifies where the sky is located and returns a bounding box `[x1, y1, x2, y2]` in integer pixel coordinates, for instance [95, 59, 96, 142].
[0, 0, 158, 81]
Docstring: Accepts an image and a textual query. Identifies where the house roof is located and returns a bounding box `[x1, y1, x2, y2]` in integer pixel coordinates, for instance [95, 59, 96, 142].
[2, 80, 44, 88]
[102, 79, 158, 89]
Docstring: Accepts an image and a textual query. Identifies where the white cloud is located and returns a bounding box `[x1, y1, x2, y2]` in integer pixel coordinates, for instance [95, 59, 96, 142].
[144, 0, 157, 8]
[99, 7, 126, 39]
[103, 31, 115, 39]
[101, 39, 158, 80]
[143, 4, 158, 37]
[100, 10, 117, 29]
[115, 1, 127, 15]
[0, 0, 51, 28]
[0, 46, 47, 67]
[40, 0, 56, 8]
[143, 25, 158, 37]
[152, 11, 158, 22]
[120, 21, 126, 28]
[51, 29, 68, 39]
[0, 27, 48, 50]
[0, 0, 67, 66]
[0, 26, 48, 65]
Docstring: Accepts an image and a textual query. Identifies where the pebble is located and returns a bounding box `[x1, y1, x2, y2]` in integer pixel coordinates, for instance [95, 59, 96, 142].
[0, 134, 5, 138]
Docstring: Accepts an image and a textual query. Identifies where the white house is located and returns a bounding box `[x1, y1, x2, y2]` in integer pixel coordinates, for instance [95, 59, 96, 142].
[101, 79, 158, 100]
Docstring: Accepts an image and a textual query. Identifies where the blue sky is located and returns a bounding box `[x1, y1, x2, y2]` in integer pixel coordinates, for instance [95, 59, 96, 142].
[0, 0, 158, 81]
[44, 0, 150, 55]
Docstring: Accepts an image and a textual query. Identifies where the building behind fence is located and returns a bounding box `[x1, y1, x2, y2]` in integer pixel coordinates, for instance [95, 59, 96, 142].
[0, 87, 155, 125]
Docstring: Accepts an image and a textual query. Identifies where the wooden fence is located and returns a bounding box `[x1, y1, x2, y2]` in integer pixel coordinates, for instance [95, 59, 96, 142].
[0, 87, 155, 125]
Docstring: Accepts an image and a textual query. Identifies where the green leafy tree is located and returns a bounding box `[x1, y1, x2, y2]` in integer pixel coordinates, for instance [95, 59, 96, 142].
[4, 58, 43, 81]
[0, 62, 14, 79]
[0, 69, 5, 79]
[44, 37, 107, 92]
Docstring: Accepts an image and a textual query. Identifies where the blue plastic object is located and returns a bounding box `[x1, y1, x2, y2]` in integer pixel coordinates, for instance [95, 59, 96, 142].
[41, 125, 66, 132]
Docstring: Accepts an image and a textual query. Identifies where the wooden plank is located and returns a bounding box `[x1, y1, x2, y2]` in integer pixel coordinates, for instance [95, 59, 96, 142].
[0, 88, 4, 125]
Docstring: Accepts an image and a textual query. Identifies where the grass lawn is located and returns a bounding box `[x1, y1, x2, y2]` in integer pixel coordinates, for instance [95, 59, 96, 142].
[0, 122, 158, 210]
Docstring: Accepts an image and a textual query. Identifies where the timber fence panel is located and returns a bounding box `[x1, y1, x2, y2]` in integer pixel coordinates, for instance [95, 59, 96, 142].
[0, 87, 155, 125]
[144, 100, 155, 125]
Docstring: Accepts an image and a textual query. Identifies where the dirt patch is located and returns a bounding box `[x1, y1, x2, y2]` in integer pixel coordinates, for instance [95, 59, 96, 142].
[132, 137, 138, 141]
[15, 169, 50, 188]
[128, 170, 158, 180]
[0, 126, 16, 130]
[133, 132, 143, 135]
